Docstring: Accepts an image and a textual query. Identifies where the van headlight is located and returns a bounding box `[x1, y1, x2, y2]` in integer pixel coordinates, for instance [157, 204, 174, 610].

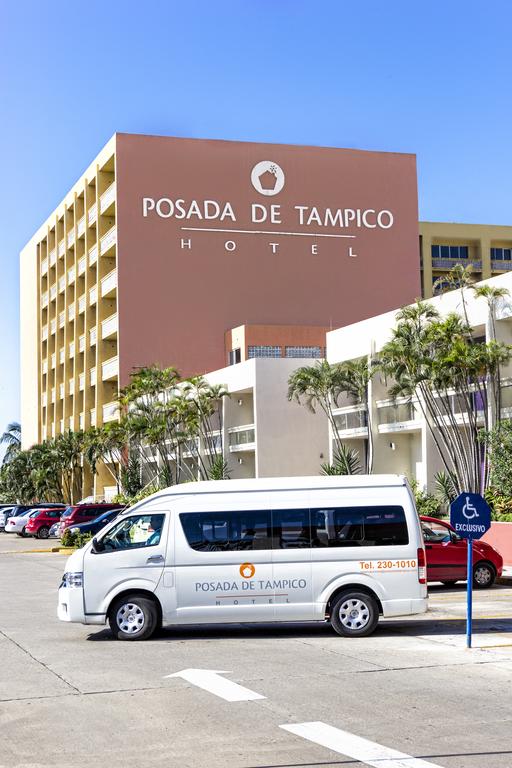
[60, 572, 83, 588]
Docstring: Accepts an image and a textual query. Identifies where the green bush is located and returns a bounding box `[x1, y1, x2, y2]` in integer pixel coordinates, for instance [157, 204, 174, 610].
[410, 479, 443, 519]
[113, 484, 158, 507]
[484, 488, 512, 522]
[61, 529, 93, 548]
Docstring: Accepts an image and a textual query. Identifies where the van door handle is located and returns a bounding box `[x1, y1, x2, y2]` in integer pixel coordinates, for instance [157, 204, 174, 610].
[146, 554, 164, 564]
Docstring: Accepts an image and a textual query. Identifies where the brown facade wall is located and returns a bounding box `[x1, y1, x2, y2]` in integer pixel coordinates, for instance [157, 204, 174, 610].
[226, 324, 329, 363]
[116, 134, 420, 384]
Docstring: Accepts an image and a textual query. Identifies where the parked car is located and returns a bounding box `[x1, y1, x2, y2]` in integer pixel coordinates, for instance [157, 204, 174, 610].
[420, 516, 503, 588]
[5, 504, 66, 537]
[66, 507, 125, 537]
[0, 506, 15, 530]
[58, 503, 125, 536]
[25, 508, 66, 539]
[49, 522, 60, 538]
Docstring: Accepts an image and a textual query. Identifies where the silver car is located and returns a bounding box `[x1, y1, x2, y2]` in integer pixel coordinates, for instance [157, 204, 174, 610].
[0, 507, 15, 530]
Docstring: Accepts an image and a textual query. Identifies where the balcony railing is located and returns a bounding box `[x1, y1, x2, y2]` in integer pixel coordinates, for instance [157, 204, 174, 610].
[431, 257, 482, 271]
[90, 408, 96, 427]
[102, 355, 119, 381]
[333, 408, 368, 435]
[78, 333, 85, 353]
[103, 401, 118, 422]
[88, 203, 97, 226]
[78, 256, 86, 276]
[78, 294, 86, 314]
[59, 419, 64, 433]
[68, 417, 74, 430]
[101, 312, 118, 339]
[90, 367, 97, 386]
[68, 302, 75, 321]
[100, 182, 116, 213]
[90, 326, 97, 345]
[58, 275, 66, 293]
[41, 290, 49, 308]
[67, 229, 75, 248]
[69, 341, 75, 358]
[50, 353, 56, 369]
[89, 285, 97, 305]
[41, 392, 47, 407]
[42, 360, 48, 375]
[376, 399, 422, 433]
[491, 260, 512, 272]
[77, 215, 86, 238]
[59, 347, 65, 365]
[79, 373, 85, 391]
[79, 412, 85, 429]
[41, 258, 48, 276]
[100, 226, 117, 255]
[58, 311, 65, 329]
[50, 284, 57, 301]
[67, 266, 76, 285]
[88, 243, 98, 265]
[50, 318, 56, 335]
[51, 424, 55, 438]
[68, 378, 74, 394]
[204, 431, 223, 455]
[59, 383, 64, 399]
[100, 268, 117, 297]
[41, 324, 48, 341]
[51, 388, 56, 404]
[49, 248, 57, 266]
[58, 238, 65, 257]
[228, 424, 256, 451]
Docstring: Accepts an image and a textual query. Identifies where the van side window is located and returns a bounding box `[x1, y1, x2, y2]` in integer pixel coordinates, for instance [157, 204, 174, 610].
[271, 509, 311, 548]
[180, 511, 272, 551]
[312, 506, 408, 547]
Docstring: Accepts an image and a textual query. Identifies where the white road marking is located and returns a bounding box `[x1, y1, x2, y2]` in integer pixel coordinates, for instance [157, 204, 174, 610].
[280, 722, 445, 768]
[165, 668, 265, 702]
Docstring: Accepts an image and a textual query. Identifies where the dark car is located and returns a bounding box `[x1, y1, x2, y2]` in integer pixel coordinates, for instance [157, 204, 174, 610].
[420, 516, 503, 588]
[58, 503, 125, 536]
[66, 507, 125, 537]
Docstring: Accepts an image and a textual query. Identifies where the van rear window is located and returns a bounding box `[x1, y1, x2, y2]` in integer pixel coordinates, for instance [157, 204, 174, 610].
[180, 505, 408, 551]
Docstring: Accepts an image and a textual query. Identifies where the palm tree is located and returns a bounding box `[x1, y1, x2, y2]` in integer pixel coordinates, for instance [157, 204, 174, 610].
[1, 422, 21, 464]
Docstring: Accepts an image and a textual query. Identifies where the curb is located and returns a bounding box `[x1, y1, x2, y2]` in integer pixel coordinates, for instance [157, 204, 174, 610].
[0, 546, 74, 555]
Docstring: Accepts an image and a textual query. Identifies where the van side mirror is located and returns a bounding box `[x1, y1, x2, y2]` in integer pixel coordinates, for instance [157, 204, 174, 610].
[91, 537, 104, 553]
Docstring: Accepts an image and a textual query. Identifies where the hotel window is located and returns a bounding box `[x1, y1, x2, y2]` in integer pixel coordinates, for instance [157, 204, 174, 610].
[431, 245, 469, 260]
[229, 348, 241, 365]
[285, 346, 323, 358]
[491, 248, 512, 261]
[248, 345, 281, 359]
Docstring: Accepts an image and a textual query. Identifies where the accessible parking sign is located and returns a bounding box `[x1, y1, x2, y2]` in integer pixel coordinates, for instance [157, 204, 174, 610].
[450, 493, 491, 540]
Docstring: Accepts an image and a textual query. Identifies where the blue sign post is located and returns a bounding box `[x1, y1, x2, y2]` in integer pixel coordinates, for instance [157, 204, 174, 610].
[450, 493, 492, 648]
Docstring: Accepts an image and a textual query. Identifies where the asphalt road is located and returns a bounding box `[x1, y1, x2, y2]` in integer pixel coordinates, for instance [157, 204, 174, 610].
[1, 538, 511, 768]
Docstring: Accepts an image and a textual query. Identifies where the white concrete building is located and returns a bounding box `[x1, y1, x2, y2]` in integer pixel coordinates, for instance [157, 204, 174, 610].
[326, 273, 512, 490]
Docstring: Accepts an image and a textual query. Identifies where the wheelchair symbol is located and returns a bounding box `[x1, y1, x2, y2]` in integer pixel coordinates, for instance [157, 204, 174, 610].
[462, 496, 479, 520]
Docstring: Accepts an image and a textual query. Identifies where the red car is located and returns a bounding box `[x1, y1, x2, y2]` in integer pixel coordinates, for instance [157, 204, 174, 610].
[420, 515, 503, 588]
[25, 507, 64, 539]
[58, 503, 124, 536]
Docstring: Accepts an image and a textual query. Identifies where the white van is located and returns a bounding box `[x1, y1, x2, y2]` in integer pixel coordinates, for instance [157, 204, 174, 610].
[58, 475, 427, 640]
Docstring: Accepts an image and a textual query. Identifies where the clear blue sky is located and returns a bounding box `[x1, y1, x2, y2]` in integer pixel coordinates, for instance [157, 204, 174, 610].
[1, 0, 511, 445]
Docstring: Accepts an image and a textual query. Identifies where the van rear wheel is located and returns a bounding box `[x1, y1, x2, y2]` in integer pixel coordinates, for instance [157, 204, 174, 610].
[330, 591, 379, 637]
[108, 595, 158, 641]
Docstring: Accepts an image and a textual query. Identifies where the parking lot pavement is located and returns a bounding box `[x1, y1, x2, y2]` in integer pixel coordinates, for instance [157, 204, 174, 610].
[0, 532, 59, 554]
[1, 549, 512, 768]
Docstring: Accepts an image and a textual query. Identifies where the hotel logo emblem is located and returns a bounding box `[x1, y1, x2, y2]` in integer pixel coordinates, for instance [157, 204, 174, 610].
[239, 563, 256, 578]
[251, 160, 285, 196]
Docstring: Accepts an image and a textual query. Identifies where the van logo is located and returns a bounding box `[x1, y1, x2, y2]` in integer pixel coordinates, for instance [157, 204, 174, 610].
[250, 161, 285, 196]
[239, 563, 256, 579]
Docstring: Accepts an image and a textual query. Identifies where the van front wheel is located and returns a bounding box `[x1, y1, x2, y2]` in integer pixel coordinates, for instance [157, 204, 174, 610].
[330, 591, 379, 637]
[109, 595, 158, 641]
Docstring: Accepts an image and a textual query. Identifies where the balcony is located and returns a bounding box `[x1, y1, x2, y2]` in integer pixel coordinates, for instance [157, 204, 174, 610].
[103, 401, 118, 422]
[100, 182, 116, 213]
[90, 367, 97, 386]
[50, 353, 56, 369]
[59, 419, 64, 433]
[101, 312, 118, 339]
[204, 431, 222, 455]
[79, 412, 85, 429]
[68, 378, 74, 395]
[77, 215, 86, 238]
[377, 399, 422, 434]
[41, 290, 49, 308]
[50, 284, 57, 301]
[67, 266, 76, 285]
[58, 275, 66, 293]
[69, 341, 75, 358]
[67, 229, 75, 249]
[41, 324, 48, 341]
[68, 417, 74, 430]
[41, 392, 47, 407]
[59, 383, 64, 399]
[79, 373, 85, 391]
[90, 326, 97, 346]
[49, 248, 57, 266]
[42, 360, 48, 375]
[228, 424, 256, 451]
[50, 318, 56, 335]
[51, 424, 55, 438]
[100, 268, 117, 298]
[431, 257, 482, 271]
[78, 293, 86, 314]
[100, 226, 116, 256]
[51, 387, 56, 404]
[41, 258, 48, 276]
[102, 355, 119, 381]
[58, 311, 65, 329]
[88, 203, 97, 226]
[332, 407, 368, 438]
[58, 238, 65, 258]
[88, 243, 98, 266]
[78, 256, 86, 276]
[89, 285, 97, 305]
[68, 302, 75, 321]
[491, 260, 512, 272]
[90, 408, 97, 426]
[79, 333, 85, 353]
[59, 347, 65, 365]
